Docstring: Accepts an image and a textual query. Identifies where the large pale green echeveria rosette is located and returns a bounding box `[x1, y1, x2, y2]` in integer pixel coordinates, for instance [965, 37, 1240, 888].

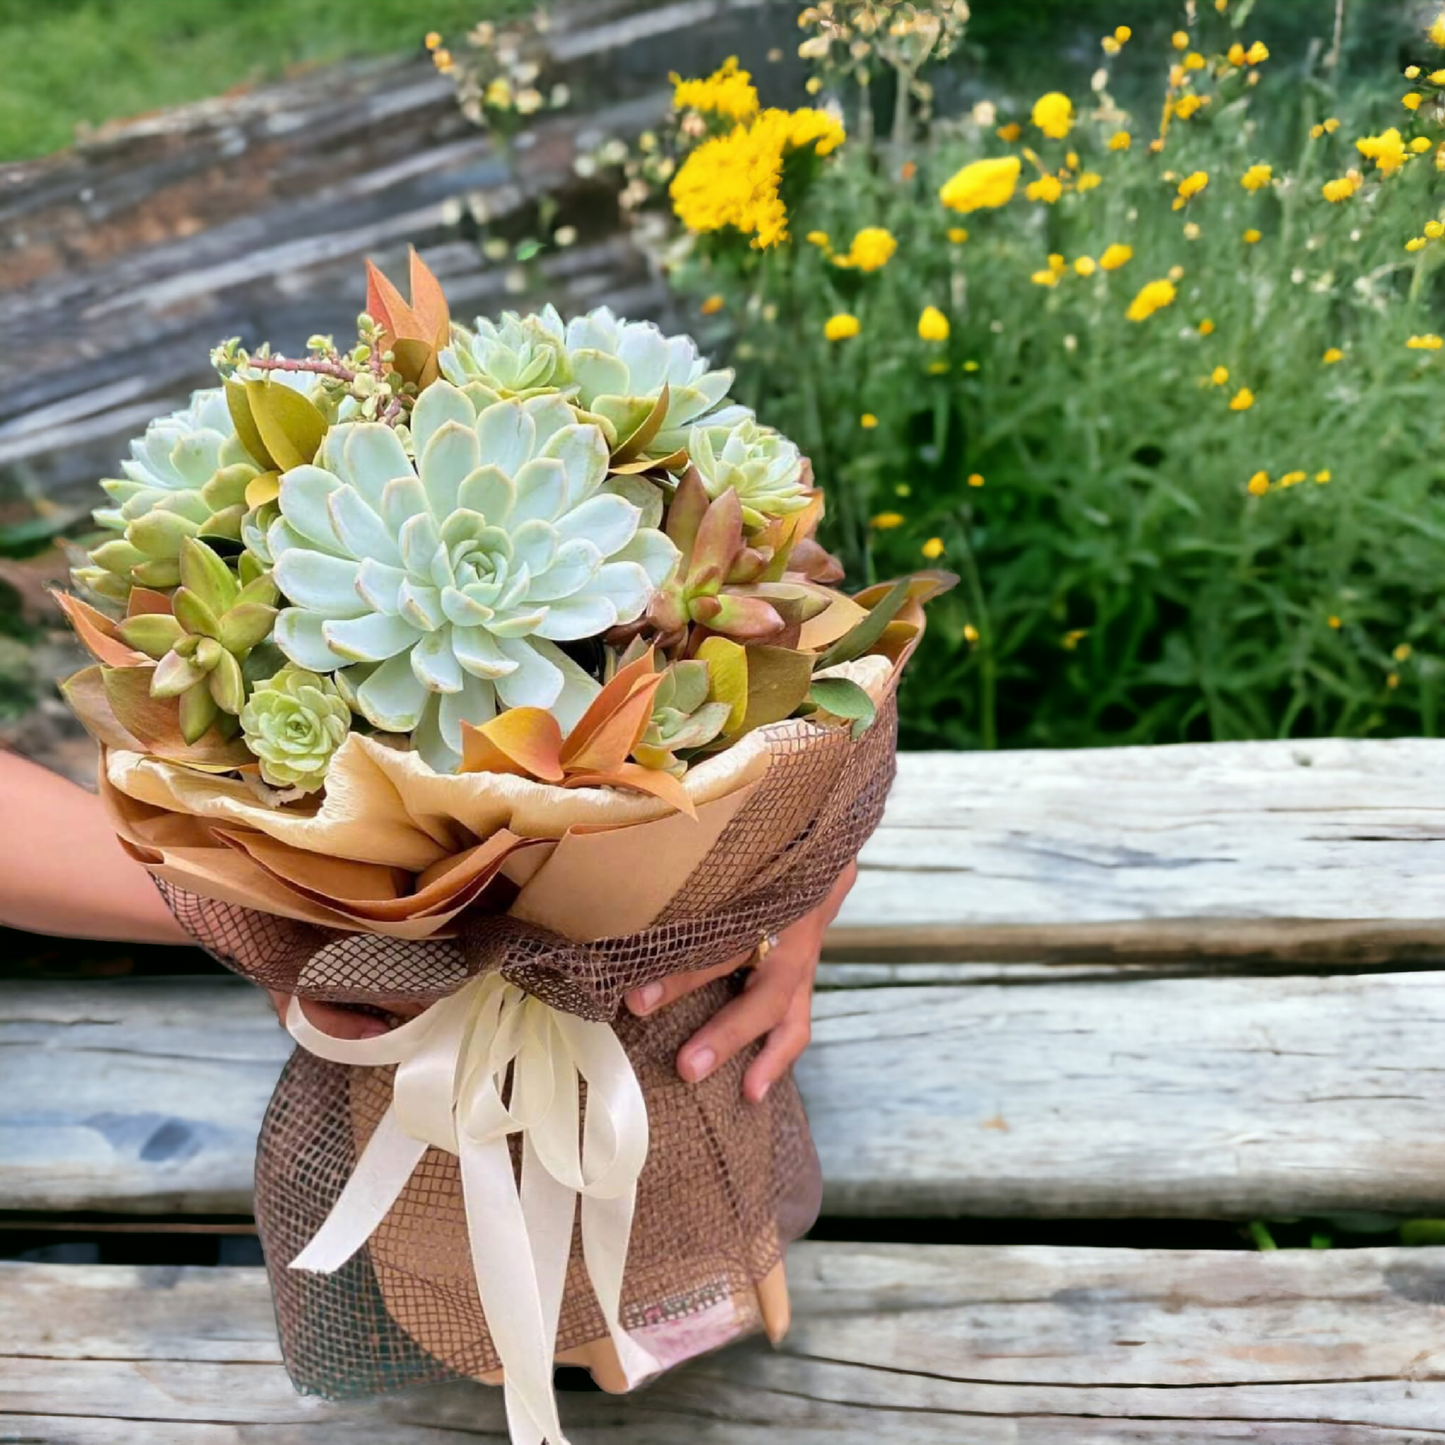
[240, 665, 351, 793]
[265, 381, 679, 773]
[441, 305, 750, 466]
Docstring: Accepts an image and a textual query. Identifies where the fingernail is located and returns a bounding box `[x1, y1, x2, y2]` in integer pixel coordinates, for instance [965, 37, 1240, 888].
[630, 983, 664, 1015]
[682, 1046, 716, 1081]
[355, 1017, 390, 1038]
[755, 1079, 771, 1103]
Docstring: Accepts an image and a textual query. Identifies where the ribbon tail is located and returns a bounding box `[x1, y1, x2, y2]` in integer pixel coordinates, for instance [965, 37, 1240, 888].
[460, 1134, 571, 1445]
[290, 1107, 428, 1273]
[581, 1188, 659, 1388]
[521, 1133, 577, 1352]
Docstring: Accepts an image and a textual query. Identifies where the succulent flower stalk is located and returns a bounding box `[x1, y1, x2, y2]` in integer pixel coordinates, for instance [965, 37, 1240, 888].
[266, 382, 678, 773]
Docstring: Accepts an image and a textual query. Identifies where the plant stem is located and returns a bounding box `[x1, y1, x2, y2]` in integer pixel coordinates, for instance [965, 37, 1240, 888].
[246, 354, 357, 382]
[955, 509, 997, 750]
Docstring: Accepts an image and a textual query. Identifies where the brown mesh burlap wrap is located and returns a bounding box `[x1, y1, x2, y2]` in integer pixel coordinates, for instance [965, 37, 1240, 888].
[156, 699, 897, 1399]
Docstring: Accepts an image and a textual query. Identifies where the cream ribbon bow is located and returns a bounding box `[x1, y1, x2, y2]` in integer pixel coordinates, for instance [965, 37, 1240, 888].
[285, 972, 658, 1445]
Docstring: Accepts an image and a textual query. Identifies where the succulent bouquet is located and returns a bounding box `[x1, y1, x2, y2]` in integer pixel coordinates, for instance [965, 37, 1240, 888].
[57, 253, 948, 1437]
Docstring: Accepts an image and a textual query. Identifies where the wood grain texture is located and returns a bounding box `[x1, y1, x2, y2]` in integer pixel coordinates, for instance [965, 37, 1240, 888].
[4, 1246, 1445, 1441]
[10, 971, 1445, 1219]
[836, 739, 1445, 960]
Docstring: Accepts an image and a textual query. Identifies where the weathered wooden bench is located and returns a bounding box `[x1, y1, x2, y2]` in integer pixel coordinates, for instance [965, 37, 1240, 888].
[6, 737, 1445, 1441]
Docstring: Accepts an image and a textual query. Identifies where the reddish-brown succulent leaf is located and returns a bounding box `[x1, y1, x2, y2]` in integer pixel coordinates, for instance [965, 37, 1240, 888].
[365, 259, 419, 350]
[51, 591, 151, 668]
[409, 247, 452, 351]
[561, 648, 658, 752]
[460, 708, 567, 782]
[563, 673, 664, 774]
[101, 666, 252, 768]
[695, 592, 786, 640]
[665, 468, 711, 556]
[61, 665, 147, 751]
[564, 762, 696, 817]
[126, 588, 175, 618]
[688, 486, 744, 593]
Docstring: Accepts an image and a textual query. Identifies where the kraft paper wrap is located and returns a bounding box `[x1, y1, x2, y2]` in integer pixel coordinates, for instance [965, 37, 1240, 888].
[106, 644, 906, 1399]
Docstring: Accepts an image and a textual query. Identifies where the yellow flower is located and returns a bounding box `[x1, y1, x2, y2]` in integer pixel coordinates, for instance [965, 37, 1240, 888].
[1032, 91, 1074, 139]
[1323, 347, 1344, 364]
[670, 105, 845, 248]
[1048, 253, 1066, 274]
[918, 306, 951, 342]
[1102, 36, 1121, 55]
[824, 313, 861, 340]
[871, 512, 905, 530]
[672, 56, 760, 121]
[1026, 175, 1064, 203]
[424, 31, 442, 49]
[1099, 243, 1134, 270]
[1243, 227, 1263, 243]
[1032, 269, 1060, 286]
[1199, 318, 1216, 335]
[1211, 365, 1230, 386]
[1388, 672, 1401, 690]
[806, 75, 823, 94]
[1183, 221, 1201, 240]
[1077, 171, 1103, 192]
[1405, 92, 1424, 111]
[1324, 117, 1341, 133]
[1229, 387, 1255, 410]
[1407, 236, 1428, 251]
[963, 360, 980, 371]
[1172, 30, 1189, 50]
[1395, 643, 1413, 661]
[1228, 41, 1246, 65]
[1126, 279, 1177, 321]
[1316, 470, 1332, 483]
[963, 623, 980, 644]
[896, 484, 912, 496]
[1109, 130, 1132, 151]
[1321, 175, 1359, 202]
[1280, 470, 1307, 487]
[432, 49, 454, 72]
[1245, 40, 1269, 64]
[1241, 163, 1273, 190]
[1428, 220, 1445, 238]
[806, 229, 831, 247]
[1357, 128, 1408, 174]
[1168, 264, 1186, 281]
[1413, 137, 1434, 153]
[1431, 10, 1445, 45]
[1174, 95, 1205, 121]
[940, 155, 1021, 213]
[1115, 25, 1132, 42]
[1061, 629, 1089, 650]
[1186, 51, 1206, 70]
[860, 413, 878, 429]
[1074, 256, 1097, 276]
[968, 472, 985, 487]
[700, 294, 725, 315]
[834, 226, 897, 271]
[997, 122, 1023, 142]
[948, 226, 970, 243]
[1432, 70, 1445, 83]
[922, 537, 946, 560]
[1408, 65, 1423, 78]
[1066, 151, 1080, 170]
[928, 359, 949, 373]
[1327, 614, 1342, 629]
[1247, 471, 1270, 496]
[1311, 124, 1325, 139]
[1408, 333, 1444, 349]
[1177, 170, 1209, 200]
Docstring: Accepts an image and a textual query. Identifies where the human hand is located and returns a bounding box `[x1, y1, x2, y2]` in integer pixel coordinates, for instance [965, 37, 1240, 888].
[267, 991, 424, 1040]
[623, 860, 858, 1104]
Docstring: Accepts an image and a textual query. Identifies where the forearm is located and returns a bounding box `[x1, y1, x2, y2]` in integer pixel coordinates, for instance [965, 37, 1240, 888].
[0, 751, 189, 944]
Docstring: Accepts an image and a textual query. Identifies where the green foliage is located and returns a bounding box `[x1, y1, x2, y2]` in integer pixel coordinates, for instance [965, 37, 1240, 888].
[665, 4, 1445, 751]
[0, 0, 538, 163]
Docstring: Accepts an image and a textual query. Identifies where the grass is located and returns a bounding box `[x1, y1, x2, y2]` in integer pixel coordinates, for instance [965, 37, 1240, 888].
[0, 0, 535, 163]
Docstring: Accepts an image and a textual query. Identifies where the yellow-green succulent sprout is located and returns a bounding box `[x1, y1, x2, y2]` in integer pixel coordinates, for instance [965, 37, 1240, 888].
[239, 664, 351, 792]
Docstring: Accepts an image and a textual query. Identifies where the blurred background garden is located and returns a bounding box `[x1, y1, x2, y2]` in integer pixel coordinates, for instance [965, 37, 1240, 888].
[4, 0, 1444, 765]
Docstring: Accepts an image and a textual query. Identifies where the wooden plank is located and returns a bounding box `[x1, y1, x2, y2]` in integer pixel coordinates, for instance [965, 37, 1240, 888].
[9, 972, 1445, 1219]
[836, 739, 1445, 961]
[3, 1246, 1445, 1440]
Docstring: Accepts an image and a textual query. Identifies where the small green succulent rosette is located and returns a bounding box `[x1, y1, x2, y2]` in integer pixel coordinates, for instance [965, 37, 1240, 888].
[239, 665, 352, 793]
